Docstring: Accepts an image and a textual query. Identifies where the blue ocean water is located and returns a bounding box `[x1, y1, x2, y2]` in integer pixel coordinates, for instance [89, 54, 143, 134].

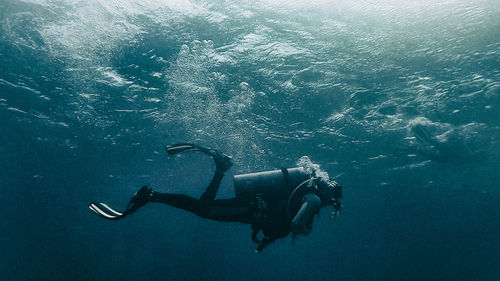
[1, 0, 499, 280]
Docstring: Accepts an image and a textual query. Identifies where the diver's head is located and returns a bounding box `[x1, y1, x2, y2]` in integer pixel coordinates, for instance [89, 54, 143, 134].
[316, 179, 343, 212]
[296, 155, 342, 213]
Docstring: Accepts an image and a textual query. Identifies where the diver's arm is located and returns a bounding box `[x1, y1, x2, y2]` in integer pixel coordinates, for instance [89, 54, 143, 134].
[291, 193, 321, 235]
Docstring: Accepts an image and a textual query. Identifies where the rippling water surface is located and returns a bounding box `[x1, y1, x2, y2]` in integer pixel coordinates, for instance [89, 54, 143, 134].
[1, 0, 499, 280]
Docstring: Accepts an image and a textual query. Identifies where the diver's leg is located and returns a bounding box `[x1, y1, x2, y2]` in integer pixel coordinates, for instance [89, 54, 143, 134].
[127, 176, 222, 216]
[199, 150, 233, 201]
[150, 165, 226, 213]
[199, 170, 225, 202]
[204, 198, 254, 223]
[151, 192, 253, 223]
[151, 192, 204, 215]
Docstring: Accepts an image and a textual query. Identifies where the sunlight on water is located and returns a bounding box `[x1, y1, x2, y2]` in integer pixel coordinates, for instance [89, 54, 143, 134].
[1, 0, 499, 280]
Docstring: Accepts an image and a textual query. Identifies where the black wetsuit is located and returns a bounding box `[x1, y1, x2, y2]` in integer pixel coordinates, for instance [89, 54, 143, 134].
[89, 144, 339, 251]
[150, 169, 320, 250]
[151, 171, 255, 223]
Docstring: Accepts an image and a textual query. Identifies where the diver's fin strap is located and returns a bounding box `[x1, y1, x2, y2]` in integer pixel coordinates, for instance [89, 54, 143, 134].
[89, 202, 127, 220]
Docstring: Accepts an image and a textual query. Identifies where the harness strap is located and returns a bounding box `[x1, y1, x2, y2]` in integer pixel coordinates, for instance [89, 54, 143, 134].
[251, 226, 262, 243]
[249, 169, 293, 252]
[281, 168, 291, 192]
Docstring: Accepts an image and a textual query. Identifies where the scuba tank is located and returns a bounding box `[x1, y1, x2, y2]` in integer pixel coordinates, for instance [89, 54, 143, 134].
[233, 167, 310, 200]
[233, 167, 317, 252]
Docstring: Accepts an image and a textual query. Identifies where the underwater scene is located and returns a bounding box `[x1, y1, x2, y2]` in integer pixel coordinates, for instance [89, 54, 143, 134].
[1, 0, 499, 280]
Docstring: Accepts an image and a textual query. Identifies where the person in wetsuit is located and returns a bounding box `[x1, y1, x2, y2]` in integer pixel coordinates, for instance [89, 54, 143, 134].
[89, 143, 342, 251]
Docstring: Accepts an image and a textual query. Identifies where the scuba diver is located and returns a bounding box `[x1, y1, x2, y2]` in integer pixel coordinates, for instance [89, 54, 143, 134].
[89, 143, 342, 252]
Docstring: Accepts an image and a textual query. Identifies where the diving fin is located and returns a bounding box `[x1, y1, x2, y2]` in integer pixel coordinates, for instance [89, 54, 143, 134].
[165, 143, 233, 172]
[89, 202, 126, 220]
[166, 143, 200, 155]
[89, 185, 152, 220]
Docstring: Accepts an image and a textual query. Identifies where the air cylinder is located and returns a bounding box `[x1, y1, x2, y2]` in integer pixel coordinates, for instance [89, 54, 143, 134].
[233, 167, 310, 200]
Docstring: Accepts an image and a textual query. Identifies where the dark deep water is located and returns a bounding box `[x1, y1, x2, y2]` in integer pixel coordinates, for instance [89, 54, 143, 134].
[1, 0, 499, 280]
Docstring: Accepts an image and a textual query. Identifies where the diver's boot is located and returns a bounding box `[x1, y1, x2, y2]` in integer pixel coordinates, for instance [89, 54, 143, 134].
[125, 185, 153, 215]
